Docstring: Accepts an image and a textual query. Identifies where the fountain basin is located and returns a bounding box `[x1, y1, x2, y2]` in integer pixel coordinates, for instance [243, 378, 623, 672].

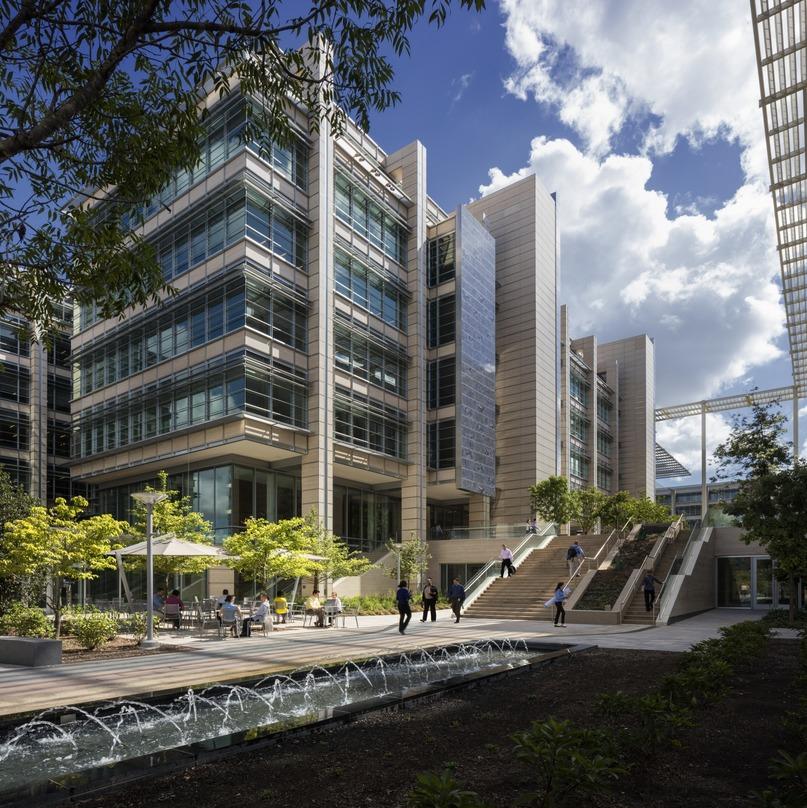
[0, 639, 591, 806]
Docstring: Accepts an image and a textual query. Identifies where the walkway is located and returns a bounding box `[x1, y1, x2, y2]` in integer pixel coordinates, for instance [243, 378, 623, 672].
[0, 609, 781, 719]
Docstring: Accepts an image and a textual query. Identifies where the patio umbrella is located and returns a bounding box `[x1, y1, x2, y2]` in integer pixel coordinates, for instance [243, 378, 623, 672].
[110, 534, 232, 558]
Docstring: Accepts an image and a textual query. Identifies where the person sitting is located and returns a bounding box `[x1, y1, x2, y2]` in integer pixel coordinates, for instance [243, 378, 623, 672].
[152, 588, 166, 613]
[304, 590, 326, 628]
[273, 590, 288, 624]
[240, 593, 269, 637]
[164, 589, 183, 629]
[324, 591, 343, 626]
[218, 594, 242, 637]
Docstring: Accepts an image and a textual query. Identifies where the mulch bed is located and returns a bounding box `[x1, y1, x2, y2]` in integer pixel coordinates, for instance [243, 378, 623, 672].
[72, 639, 799, 808]
[60, 636, 181, 662]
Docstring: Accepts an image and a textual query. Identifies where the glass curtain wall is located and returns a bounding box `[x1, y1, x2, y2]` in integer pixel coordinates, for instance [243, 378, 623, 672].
[332, 483, 401, 553]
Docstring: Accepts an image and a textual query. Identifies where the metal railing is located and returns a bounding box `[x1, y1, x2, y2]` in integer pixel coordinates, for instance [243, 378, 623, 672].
[462, 523, 557, 607]
[435, 523, 546, 541]
[653, 520, 698, 622]
[560, 518, 634, 594]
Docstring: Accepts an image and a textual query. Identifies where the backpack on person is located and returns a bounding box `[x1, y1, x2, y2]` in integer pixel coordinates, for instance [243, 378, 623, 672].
[566, 547, 577, 560]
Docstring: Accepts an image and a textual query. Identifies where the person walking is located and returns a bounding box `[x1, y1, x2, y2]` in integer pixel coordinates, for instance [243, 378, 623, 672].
[420, 577, 439, 622]
[527, 517, 538, 534]
[574, 541, 586, 576]
[500, 544, 515, 578]
[396, 580, 412, 634]
[566, 541, 584, 578]
[447, 578, 466, 623]
[551, 582, 568, 627]
[642, 572, 664, 611]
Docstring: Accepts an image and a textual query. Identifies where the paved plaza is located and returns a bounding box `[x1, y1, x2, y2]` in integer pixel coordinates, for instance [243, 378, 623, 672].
[0, 609, 789, 719]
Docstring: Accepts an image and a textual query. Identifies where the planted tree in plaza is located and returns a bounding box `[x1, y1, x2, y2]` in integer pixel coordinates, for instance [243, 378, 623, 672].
[224, 516, 319, 590]
[130, 472, 216, 591]
[386, 533, 431, 589]
[631, 496, 672, 525]
[0, 497, 127, 635]
[574, 488, 606, 534]
[529, 476, 577, 531]
[0, 0, 484, 331]
[304, 512, 372, 592]
[712, 397, 791, 481]
[728, 464, 807, 624]
[0, 469, 38, 607]
[599, 491, 635, 533]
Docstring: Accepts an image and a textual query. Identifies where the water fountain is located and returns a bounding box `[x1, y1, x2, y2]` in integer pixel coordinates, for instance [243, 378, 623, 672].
[0, 639, 580, 804]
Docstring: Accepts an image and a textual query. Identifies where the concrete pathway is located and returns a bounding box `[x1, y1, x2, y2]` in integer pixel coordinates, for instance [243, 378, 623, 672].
[0, 609, 785, 719]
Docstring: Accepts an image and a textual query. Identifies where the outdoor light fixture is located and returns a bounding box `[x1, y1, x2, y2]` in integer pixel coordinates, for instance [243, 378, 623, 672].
[131, 491, 169, 649]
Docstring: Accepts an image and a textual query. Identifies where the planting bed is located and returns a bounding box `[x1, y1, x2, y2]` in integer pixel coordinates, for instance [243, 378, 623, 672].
[71, 639, 797, 808]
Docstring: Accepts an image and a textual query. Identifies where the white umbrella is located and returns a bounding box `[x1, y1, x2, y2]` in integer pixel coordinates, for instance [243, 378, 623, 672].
[110, 534, 232, 558]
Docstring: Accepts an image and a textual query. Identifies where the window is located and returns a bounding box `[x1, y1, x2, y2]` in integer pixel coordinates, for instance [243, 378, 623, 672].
[427, 233, 456, 286]
[597, 466, 611, 491]
[597, 397, 611, 424]
[428, 419, 455, 469]
[570, 449, 589, 481]
[0, 363, 29, 404]
[334, 324, 406, 395]
[334, 392, 406, 459]
[0, 411, 29, 451]
[427, 357, 455, 409]
[334, 172, 407, 264]
[570, 411, 588, 442]
[428, 295, 456, 348]
[570, 374, 588, 406]
[597, 432, 612, 458]
[333, 250, 406, 330]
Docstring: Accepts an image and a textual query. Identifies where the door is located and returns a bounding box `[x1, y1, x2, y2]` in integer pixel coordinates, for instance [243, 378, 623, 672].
[716, 556, 774, 609]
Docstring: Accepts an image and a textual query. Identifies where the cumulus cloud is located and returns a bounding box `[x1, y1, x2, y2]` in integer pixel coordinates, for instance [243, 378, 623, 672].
[656, 413, 732, 484]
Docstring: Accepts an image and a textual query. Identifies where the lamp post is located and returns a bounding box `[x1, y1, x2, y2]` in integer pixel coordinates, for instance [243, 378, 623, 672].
[131, 491, 169, 650]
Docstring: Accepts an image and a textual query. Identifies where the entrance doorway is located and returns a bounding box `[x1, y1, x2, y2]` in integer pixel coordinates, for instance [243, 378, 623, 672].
[716, 556, 779, 609]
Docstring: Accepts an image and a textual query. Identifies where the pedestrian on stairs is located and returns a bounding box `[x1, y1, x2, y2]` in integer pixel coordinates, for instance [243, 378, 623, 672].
[551, 582, 568, 627]
[420, 577, 439, 622]
[448, 578, 466, 623]
[566, 542, 581, 578]
[642, 572, 663, 612]
[500, 544, 516, 578]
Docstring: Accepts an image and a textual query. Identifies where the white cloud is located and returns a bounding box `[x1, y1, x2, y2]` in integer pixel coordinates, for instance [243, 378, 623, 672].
[656, 413, 733, 483]
[450, 72, 474, 106]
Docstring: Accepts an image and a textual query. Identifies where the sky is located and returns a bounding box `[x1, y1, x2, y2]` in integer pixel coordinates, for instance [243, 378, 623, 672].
[362, 0, 799, 486]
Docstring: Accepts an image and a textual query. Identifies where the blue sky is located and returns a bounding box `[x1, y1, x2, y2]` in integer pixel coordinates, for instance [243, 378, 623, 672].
[361, 1, 799, 482]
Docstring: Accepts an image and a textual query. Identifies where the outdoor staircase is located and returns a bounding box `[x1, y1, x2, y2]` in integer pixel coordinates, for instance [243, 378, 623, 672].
[621, 531, 689, 624]
[464, 535, 610, 621]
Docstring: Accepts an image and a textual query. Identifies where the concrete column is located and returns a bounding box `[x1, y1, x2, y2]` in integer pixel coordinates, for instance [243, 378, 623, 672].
[793, 385, 799, 465]
[468, 494, 490, 529]
[29, 338, 48, 502]
[701, 403, 707, 521]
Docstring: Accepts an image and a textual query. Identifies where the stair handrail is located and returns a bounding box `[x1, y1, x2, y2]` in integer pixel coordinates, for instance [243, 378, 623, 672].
[612, 515, 684, 618]
[463, 522, 556, 602]
[584, 517, 634, 575]
[653, 519, 696, 622]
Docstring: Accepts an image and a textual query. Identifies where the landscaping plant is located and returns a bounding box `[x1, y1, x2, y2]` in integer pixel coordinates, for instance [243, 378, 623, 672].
[0, 603, 52, 638]
[71, 611, 119, 650]
[407, 771, 489, 808]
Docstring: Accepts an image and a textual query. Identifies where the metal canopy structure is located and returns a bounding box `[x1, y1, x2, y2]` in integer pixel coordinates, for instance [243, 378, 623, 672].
[655, 444, 691, 478]
[751, 0, 807, 394]
[655, 384, 799, 421]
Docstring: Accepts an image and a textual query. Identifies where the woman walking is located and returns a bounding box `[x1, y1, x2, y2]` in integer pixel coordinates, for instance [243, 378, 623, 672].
[551, 581, 568, 627]
[396, 580, 412, 634]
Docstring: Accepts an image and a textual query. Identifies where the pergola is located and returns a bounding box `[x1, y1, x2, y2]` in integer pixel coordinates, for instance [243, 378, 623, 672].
[655, 444, 691, 479]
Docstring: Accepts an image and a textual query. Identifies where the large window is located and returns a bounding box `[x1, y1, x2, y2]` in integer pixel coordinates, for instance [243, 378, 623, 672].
[73, 357, 306, 458]
[597, 397, 612, 424]
[570, 449, 589, 481]
[440, 563, 483, 595]
[334, 390, 407, 459]
[74, 273, 306, 396]
[597, 432, 612, 457]
[597, 466, 611, 491]
[48, 421, 71, 458]
[427, 357, 455, 409]
[427, 233, 456, 286]
[333, 484, 401, 553]
[0, 410, 29, 451]
[0, 363, 29, 404]
[334, 249, 407, 330]
[334, 173, 407, 264]
[427, 295, 456, 348]
[334, 324, 407, 396]
[0, 319, 29, 357]
[570, 411, 588, 442]
[428, 419, 455, 469]
[570, 373, 588, 406]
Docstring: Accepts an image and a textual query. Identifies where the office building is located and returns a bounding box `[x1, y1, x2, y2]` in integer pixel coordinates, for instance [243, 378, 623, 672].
[69, 71, 560, 600]
[655, 481, 741, 521]
[559, 305, 655, 498]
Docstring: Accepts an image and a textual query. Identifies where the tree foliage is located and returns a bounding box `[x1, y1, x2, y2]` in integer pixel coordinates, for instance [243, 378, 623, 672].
[0, 0, 484, 330]
[599, 491, 635, 533]
[0, 469, 38, 606]
[529, 476, 576, 528]
[0, 496, 127, 635]
[386, 532, 430, 586]
[727, 464, 807, 624]
[631, 496, 672, 524]
[713, 398, 791, 481]
[129, 471, 216, 589]
[304, 511, 372, 584]
[573, 488, 606, 534]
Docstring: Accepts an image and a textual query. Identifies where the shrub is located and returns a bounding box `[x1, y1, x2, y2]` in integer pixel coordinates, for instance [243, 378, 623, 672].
[751, 751, 807, 807]
[661, 655, 732, 707]
[0, 603, 52, 638]
[117, 611, 147, 642]
[407, 771, 488, 808]
[761, 609, 807, 630]
[340, 594, 451, 615]
[71, 612, 118, 650]
[511, 717, 626, 806]
[717, 621, 771, 664]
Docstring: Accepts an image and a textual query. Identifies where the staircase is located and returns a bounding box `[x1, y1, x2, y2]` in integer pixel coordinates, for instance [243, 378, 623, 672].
[464, 535, 610, 621]
[621, 531, 689, 624]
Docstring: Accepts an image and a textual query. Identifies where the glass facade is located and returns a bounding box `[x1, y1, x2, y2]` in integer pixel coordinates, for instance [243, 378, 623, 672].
[333, 484, 401, 553]
[428, 419, 456, 470]
[334, 323, 407, 396]
[597, 432, 612, 457]
[0, 317, 30, 357]
[0, 410, 29, 451]
[427, 233, 455, 286]
[427, 295, 456, 348]
[334, 172, 407, 264]
[717, 557, 752, 607]
[334, 249, 407, 330]
[334, 389, 407, 459]
[428, 502, 469, 537]
[74, 272, 306, 397]
[440, 563, 483, 594]
[570, 411, 588, 441]
[570, 449, 589, 481]
[570, 373, 588, 406]
[597, 397, 612, 424]
[0, 362, 29, 404]
[73, 354, 307, 458]
[427, 357, 456, 409]
[597, 466, 612, 491]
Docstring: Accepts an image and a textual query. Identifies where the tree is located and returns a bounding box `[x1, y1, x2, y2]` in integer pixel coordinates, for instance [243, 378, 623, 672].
[529, 476, 577, 530]
[304, 512, 372, 591]
[727, 464, 807, 624]
[0, 469, 38, 606]
[0, 497, 127, 635]
[712, 397, 791, 481]
[599, 491, 634, 533]
[631, 496, 672, 524]
[129, 472, 216, 590]
[0, 1, 484, 331]
[386, 533, 431, 588]
[224, 516, 319, 589]
[574, 488, 606, 534]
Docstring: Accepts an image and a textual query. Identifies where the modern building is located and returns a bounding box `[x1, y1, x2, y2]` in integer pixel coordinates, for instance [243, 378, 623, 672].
[68, 69, 561, 598]
[655, 481, 741, 521]
[0, 304, 76, 504]
[559, 305, 655, 498]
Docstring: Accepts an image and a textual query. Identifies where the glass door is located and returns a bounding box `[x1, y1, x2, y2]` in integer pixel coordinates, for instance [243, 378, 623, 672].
[753, 558, 773, 608]
[717, 556, 775, 609]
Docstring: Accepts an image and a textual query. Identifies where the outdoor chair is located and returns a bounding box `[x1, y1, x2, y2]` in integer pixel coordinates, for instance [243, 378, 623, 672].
[248, 618, 270, 637]
[219, 615, 240, 638]
[335, 606, 360, 629]
[194, 602, 219, 636]
[163, 602, 182, 629]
